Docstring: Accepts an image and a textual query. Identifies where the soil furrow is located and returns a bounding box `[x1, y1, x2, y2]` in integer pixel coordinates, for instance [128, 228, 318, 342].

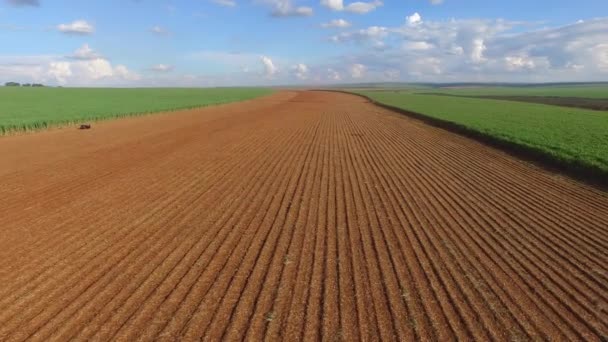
[1, 90, 607, 341]
[365, 113, 603, 339]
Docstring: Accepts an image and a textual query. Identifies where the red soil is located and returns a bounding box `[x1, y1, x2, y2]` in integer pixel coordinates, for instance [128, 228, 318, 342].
[0, 91, 606, 341]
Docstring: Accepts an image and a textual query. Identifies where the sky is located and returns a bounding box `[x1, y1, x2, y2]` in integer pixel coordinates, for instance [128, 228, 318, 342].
[0, 0, 607, 86]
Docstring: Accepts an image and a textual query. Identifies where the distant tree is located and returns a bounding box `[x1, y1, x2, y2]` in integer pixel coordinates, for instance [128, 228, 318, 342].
[5, 82, 20, 87]
[32, 83, 45, 87]
[22, 83, 32, 87]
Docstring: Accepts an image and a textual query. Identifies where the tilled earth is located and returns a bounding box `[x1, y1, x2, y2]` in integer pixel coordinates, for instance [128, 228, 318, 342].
[0, 91, 607, 341]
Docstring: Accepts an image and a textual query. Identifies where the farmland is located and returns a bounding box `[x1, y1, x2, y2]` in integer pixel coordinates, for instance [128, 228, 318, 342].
[424, 84, 608, 99]
[0, 87, 272, 134]
[357, 89, 608, 177]
[418, 84, 608, 111]
[0, 90, 606, 340]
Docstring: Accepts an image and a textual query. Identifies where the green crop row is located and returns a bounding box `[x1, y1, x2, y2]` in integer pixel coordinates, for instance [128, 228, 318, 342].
[0, 87, 273, 134]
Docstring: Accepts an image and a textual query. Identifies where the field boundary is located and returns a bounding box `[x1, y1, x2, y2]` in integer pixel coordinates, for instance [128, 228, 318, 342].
[321, 89, 608, 190]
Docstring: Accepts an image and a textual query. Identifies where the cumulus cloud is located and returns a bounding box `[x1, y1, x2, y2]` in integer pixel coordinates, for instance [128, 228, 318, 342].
[504, 55, 538, 71]
[260, 0, 313, 17]
[470, 38, 486, 63]
[327, 68, 341, 81]
[320, 0, 382, 14]
[321, 19, 351, 28]
[64, 59, 138, 84]
[406, 12, 422, 26]
[0, 45, 139, 86]
[261, 55, 278, 77]
[594, 43, 608, 72]
[69, 44, 102, 60]
[321, 0, 343, 10]
[349, 63, 366, 78]
[5, 14, 608, 86]
[344, 1, 382, 14]
[211, 0, 236, 6]
[17, 58, 139, 85]
[6, 0, 39, 7]
[57, 20, 94, 35]
[47, 62, 71, 84]
[291, 63, 309, 79]
[324, 15, 608, 82]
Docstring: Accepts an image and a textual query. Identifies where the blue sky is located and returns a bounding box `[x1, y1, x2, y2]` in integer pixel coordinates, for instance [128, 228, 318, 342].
[1, 0, 607, 86]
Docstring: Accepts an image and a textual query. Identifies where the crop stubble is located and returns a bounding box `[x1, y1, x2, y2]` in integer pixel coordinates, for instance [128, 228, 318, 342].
[0, 91, 606, 341]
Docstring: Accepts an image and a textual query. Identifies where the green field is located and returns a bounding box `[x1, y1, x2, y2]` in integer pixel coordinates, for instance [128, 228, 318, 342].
[422, 85, 608, 98]
[356, 89, 608, 175]
[0, 87, 272, 134]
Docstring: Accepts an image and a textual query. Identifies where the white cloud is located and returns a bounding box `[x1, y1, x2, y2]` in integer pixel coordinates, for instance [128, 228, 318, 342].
[327, 68, 341, 81]
[70, 44, 102, 60]
[150, 64, 174, 72]
[592, 43, 608, 72]
[403, 41, 434, 51]
[0, 45, 139, 86]
[321, 19, 351, 28]
[320, 0, 343, 10]
[349, 63, 366, 78]
[261, 0, 313, 17]
[211, 0, 236, 7]
[429, 0, 443, 4]
[80, 58, 114, 79]
[47, 62, 72, 84]
[323, 17, 608, 82]
[471, 38, 486, 63]
[150, 26, 170, 35]
[261, 55, 278, 77]
[406, 12, 422, 26]
[57, 20, 94, 35]
[505, 56, 531, 70]
[320, 0, 382, 14]
[70, 59, 140, 84]
[114, 65, 136, 79]
[407, 57, 442, 76]
[345, 1, 382, 14]
[291, 63, 309, 79]
[5, 17, 608, 87]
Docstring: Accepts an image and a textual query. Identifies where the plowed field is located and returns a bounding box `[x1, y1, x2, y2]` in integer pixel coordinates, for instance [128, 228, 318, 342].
[0, 91, 607, 341]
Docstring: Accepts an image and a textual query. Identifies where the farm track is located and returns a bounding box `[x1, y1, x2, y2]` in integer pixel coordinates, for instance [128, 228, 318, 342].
[0, 90, 606, 341]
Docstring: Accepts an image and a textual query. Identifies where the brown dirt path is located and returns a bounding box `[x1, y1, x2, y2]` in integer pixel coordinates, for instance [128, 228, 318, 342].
[0, 90, 607, 341]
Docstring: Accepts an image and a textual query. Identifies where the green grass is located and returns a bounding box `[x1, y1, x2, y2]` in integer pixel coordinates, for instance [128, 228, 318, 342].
[423, 85, 608, 98]
[0, 87, 272, 134]
[356, 90, 608, 174]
